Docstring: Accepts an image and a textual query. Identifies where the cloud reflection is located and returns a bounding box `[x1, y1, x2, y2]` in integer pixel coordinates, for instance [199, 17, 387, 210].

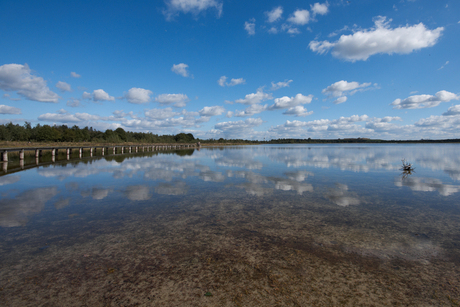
[395, 177, 460, 196]
[0, 187, 58, 227]
[326, 183, 360, 207]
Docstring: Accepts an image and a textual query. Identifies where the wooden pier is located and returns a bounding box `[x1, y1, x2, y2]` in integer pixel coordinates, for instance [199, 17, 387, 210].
[0, 143, 198, 172]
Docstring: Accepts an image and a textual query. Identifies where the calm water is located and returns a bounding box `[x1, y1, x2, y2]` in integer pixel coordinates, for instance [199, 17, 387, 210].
[1, 144, 459, 306]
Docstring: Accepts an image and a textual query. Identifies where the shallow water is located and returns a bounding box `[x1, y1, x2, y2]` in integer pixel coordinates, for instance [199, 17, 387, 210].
[1, 144, 459, 306]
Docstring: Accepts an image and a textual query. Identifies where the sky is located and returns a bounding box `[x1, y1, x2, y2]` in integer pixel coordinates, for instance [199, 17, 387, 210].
[0, 0, 459, 140]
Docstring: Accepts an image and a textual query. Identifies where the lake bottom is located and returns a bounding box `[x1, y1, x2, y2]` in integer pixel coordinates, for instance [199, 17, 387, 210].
[1, 187, 459, 307]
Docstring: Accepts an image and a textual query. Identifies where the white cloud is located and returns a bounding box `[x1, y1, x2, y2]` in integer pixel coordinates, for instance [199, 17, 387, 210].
[215, 118, 263, 132]
[155, 93, 189, 107]
[124, 87, 152, 104]
[322, 80, 373, 98]
[235, 89, 272, 105]
[271, 80, 293, 90]
[391, 90, 459, 109]
[66, 98, 81, 107]
[171, 63, 190, 77]
[218, 75, 227, 86]
[311, 2, 329, 16]
[0, 104, 21, 114]
[145, 107, 179, 119]
[268, 27, 278, 34]
[82, 91, 91, 99]
[269, 93, 313, 110]
[70, 72, 81, 78]
[333, 96, 347, 104]
[281, 23, 301, 35]
[443, 105, 460, 116]
[38, 111, 101, 123]
[245, 18, 256, 35]
[309, 16, 444, 61]
[2, 93, 20, 101]
[218, 76, 246, 87]
[163, 0, 223, 20]
[228, 78, 245, 86]
[56, 81, 71, 92]
[266, 6, 283, 23]
[199, 106, 225, 116]
[282, 106, 313, 117]
[93, 89, 115, 102]
[287, 9, 311, 25]
[0, 63, 59, 102]
[235, 104, 268, 117]
[438, 61, 449, 70]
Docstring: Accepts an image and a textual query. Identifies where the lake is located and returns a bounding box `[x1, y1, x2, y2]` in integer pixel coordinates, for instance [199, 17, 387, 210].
[1, 144, 459, 306]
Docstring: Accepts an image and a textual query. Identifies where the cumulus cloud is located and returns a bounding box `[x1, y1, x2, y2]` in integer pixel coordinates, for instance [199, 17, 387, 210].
[66, 98, 82, 107]
[391, 90, 459, 109]
[235, 89, 272, 105]
[0, 63, 59, 102]
[245, 18, 256, 35]
[0, 104, 21, 114]
[311, 2, 329, 16]
[282, 106, 313, 117]
[93, 89, 115, 102]
[124, 87, 153, 104]
[56, 81, 71, 92]
[155, 93, 189, 107]
[163, 0, 223, 20]
[82, 91, 92, 99]
[145, 107, 179, 119]
[271, 114, 371, 138]
[322, 80, 372, 98]
[309, 16, 444, 61]
[199, 106, 225, 116]
[218, 76, 245, 87]
[287, 9, 311, 25]
[333, 96, 347, 104]
[171, 63, 190, 77]
[443, 105, 460, 116]
[271, 80, 293, 90]
[215, 118, 263, 133]
[266, 6, 283, 23]
[70, 71, 81, 78]
[218, 76, 227, 86]
[234, 104, 268, 117]
[269, 93, 313, 110]
[38, 111, 101, 123]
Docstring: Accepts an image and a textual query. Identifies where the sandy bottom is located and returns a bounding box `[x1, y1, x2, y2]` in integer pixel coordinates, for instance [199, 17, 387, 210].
[1, 189, 460, 307]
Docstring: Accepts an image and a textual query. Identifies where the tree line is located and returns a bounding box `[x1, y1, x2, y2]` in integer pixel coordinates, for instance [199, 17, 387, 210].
[0, 122, 195, 143]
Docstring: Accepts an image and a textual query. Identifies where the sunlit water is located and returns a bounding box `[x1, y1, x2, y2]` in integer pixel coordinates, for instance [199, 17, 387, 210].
[1, 144, 459, 306]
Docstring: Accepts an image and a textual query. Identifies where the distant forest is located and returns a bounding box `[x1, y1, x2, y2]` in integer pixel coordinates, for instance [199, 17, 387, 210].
[1, 122, 459, 144]
[0, 122, 195, 143]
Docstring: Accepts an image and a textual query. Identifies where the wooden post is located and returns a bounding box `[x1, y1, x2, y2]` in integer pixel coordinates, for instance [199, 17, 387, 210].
[35, 149, 40, 158]
[66, 148, 70, 155]
[2, 151, 7, 162]
[102, 147, 105, 155]
[19, 149, 24, 160]
[121, 147, 124, 154]
[51, 148, 56, 157]
[90, 148, 93, 157]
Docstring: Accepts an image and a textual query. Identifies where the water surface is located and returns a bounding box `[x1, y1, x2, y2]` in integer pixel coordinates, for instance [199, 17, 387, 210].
[1, 144, 459, 306]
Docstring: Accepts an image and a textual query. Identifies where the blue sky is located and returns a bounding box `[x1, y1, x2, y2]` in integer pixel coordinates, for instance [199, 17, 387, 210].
[1, 0, 459, 140]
